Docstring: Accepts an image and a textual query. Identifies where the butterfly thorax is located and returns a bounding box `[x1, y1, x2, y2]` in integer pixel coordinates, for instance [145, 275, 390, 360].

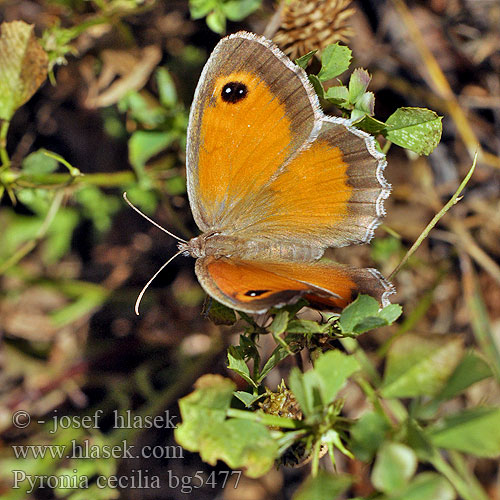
[179, 232, 324, 262]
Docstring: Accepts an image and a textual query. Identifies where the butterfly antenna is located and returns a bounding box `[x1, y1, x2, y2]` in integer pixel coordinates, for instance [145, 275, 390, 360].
[134, 248, 185, 315]
[123, 192, 187, 243]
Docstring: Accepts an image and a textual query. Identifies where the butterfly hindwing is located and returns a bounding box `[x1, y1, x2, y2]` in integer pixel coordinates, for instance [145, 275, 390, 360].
[195, 256, 393, 314]
[230, 118, 390, 248]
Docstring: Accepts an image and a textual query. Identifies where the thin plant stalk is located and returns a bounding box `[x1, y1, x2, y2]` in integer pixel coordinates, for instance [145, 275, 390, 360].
[389, 154, 477, 279]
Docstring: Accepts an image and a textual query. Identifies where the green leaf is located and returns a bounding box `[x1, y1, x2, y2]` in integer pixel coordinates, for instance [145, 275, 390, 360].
[406, 418, 435, 461]
[258, 340, 298, 383]
[308, 74, 325, 99]
[324, 85, 349, 106]
[222, 0, 262, 21]
[286, 319, 329, 335]
[434, 350, 493, 401]
[381, 334, 464, 398]
[426, 407, 500, 457]
[175, 374, 234, 441]
[233, 391, 263, 408]
[216, 420, 278, 476]
[43, 208, 79, 264]
[227, 345, 256, 387]
[16, 187, 50, 213]
[156, 67, 177, 108]
[0, 213, 38, 263]
[51, 280, 109, 326]
[293, 471, 352, 500]
[181, 374, 235, 417]
[379, 303, 403, 324]
[123, 185, 158, 215]
[317, 43, 352, 81]
[314, 350, 359, 405]
[348, 68, 371, 103]
[289, 351, 359, 418]
[384, 107, 442, 155]
[354, 114, 387, 134]
[339, 294, 379, 331]
[269, 309, 289, 336]
[371, 236, 402, 263]
[350, 411, 390, 462]
[205, 298, 237, 325]
[0, 21, 48, 120]
[75, 185, 120, 233]
[128, 130, 175, 177]
[289, 367, 322, 418]
[189, 0, 216, 19]
[119, 91, 167, 127]
[352, 91, 375, 117]
[164, 175, 186, 196]
[206, 9, 226, 34]
[175, 374, 279, 477]
[295, 50, 317, 69]
[338, 295, 401, 335]
[350, 315, 387, 333]
[8, 190, 80, 264]
[371, 442, 417, 493]
[22, 149, 58, 174]
[389, 472, 456, 500]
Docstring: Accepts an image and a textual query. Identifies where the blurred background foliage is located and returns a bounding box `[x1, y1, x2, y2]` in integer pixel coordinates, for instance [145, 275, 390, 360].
[0, 0, 499, 499]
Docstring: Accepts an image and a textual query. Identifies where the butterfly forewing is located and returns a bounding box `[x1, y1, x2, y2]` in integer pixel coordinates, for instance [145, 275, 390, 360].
[186, 32, 319, 232]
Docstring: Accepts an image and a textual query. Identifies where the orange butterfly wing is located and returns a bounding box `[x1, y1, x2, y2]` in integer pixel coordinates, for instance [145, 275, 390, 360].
[196, 256, 393, 314]
[187, 32, 319, 232]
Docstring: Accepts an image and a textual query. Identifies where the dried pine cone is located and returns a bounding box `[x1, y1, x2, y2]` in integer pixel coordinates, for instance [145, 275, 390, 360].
[274, 0, 355, 60]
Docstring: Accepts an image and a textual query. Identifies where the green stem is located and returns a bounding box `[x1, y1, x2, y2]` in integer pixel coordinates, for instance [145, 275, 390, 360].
[340, 337, 381, 384]
[382, 139, 392, 155]
[16, 170, 135, 188]
[0, 120, 10, 169]
[389, 154, 477, 279]
[461, 252, 500, 383]
[43, 151, 82, 177]
[380, 223, 401, 239]
[449, 451, 490, 500]
[311, 439, 321, 477]
[429, 451, 487, 500]
[226, 408, 304, 429]
[0, 189, 64, 275]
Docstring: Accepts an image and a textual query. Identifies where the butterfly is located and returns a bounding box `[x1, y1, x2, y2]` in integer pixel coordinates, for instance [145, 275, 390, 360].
[128, 31, 393, 315]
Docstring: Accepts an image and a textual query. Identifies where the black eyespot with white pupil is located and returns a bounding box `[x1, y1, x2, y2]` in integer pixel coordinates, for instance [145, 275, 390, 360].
[221, 82, 248, 103]
[244, 290, 270, 297]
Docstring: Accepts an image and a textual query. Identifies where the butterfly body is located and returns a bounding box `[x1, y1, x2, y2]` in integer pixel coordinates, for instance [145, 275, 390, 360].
[180, 31, 394, 314]
[180, 234, 324, 262]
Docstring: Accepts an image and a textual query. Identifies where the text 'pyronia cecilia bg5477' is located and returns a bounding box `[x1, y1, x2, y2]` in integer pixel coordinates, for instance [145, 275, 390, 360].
[131, 31, 394, 315]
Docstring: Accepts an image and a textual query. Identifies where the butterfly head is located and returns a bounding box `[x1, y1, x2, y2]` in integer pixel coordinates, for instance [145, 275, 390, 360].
[178, 236, 205, 258]
[178, 232, 223, 259]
